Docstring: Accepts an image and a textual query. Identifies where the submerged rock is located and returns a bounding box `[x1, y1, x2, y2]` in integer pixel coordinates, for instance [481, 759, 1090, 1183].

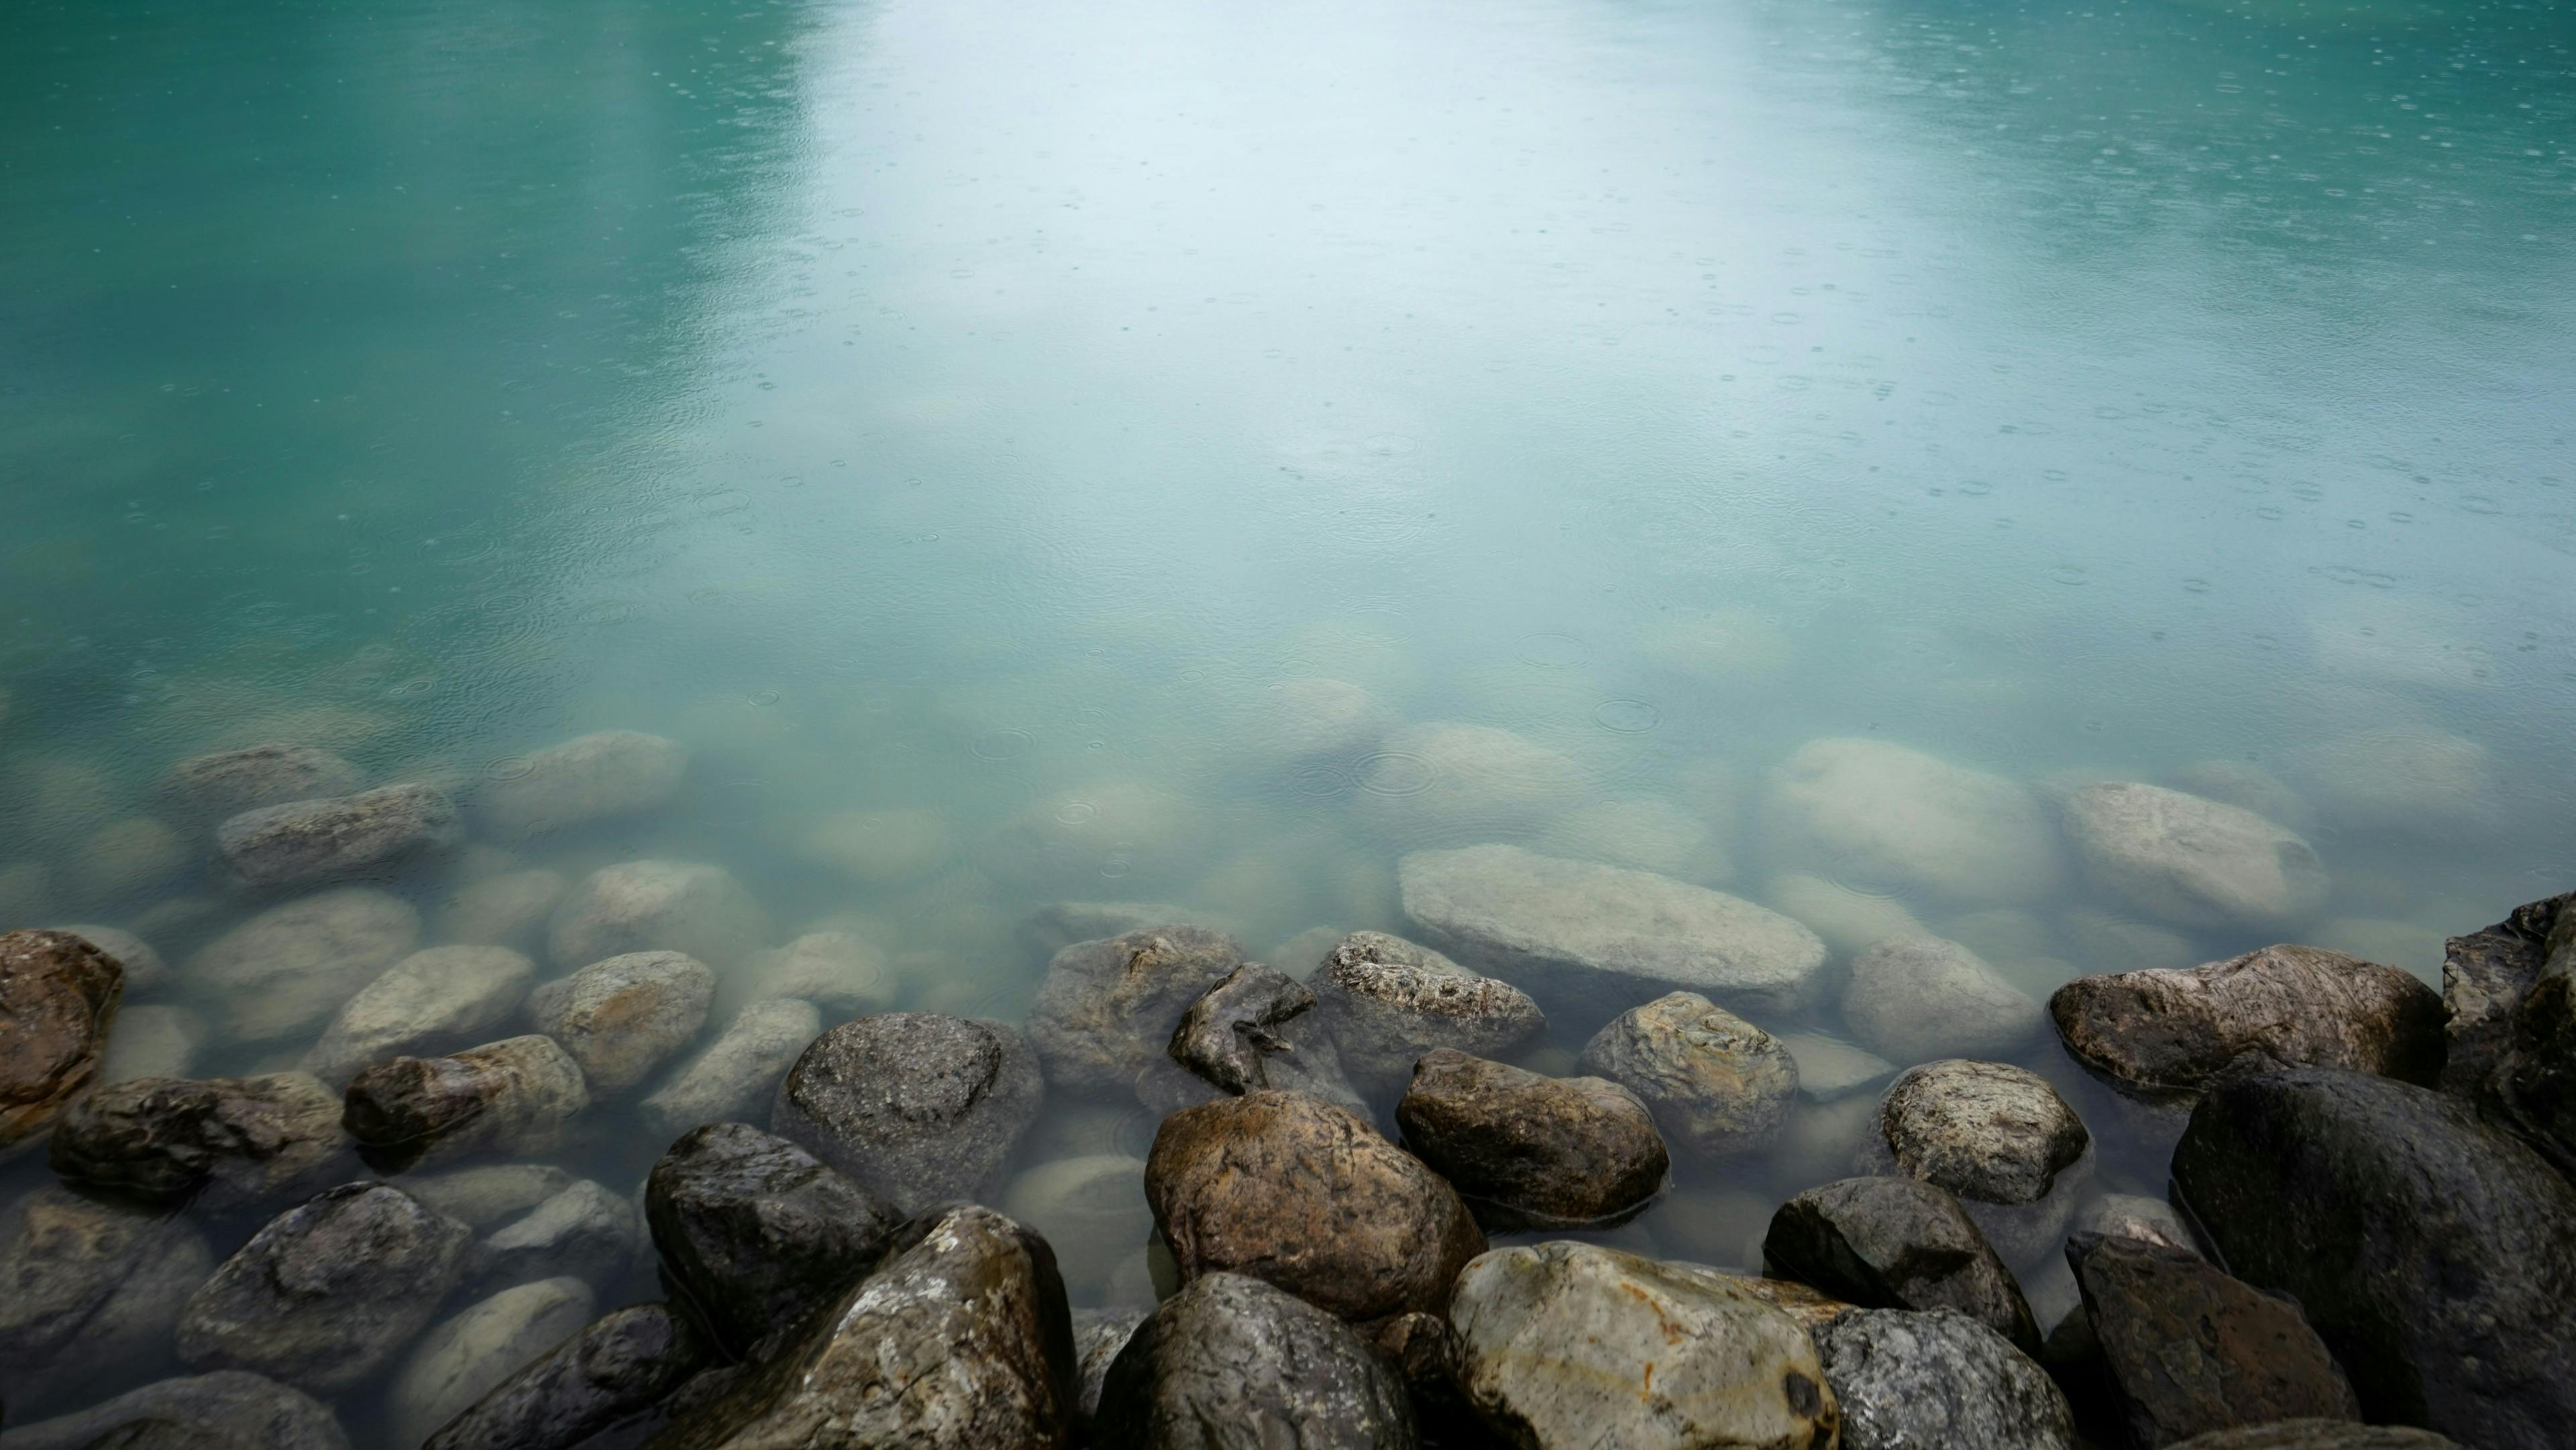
[96, 1002, 209, 1082]
[431, 868, 569, 953]
[1759, 736, 2063, 907]
[2061, 782, 2328, 931]
[1843, 935, 2044, 1064]
[388, 1277, 598, 1447]
[1763, 1176, 2040, 1354]
[1397, 1049, 1667, 1230]
[769, 1011, 1042, 1212]
[189, 887, 421, 1044]
[1305, 930, 1546, 1093]
[476, 1178, 640, 1290]
[720, 931, 893, 1021]
[1027, 925, 1246, 1096]
[545, 860, 769, 972]
[1877, 1059, 2088, 1202]
[303, 945, 538, 1086]
[1356, 721, 1591, 839]
[215, 782, 462, 891]
[525, 949, 714, 1096]
[0, 928, 123, 1159]
[160, 743, 365, 827]
[1780, 1033, 1896, 1102]
[476, 729, 688, 837]
[1001, 1153, 1155, 1296]
[2163, 1423, 2464, 1449]
[50, 1072, 354, 1215]
[342, 1034, 590, 1172]
[63, 817, 193, 907]
[1577, 990, 1798, 1158]
[405, 1163, 579, 1231]
[52, 922, 165, 994]
[0, 1186, 215, 1414]
[0, 1371, 352, 1450]
[1816, 1306, 2074, 1450]
[1071, 1306, 1148, 1432]
[1094, 1272, 1415, 1449]
[642, 997, 822, 1141]
[421, 1302, 708, 1450]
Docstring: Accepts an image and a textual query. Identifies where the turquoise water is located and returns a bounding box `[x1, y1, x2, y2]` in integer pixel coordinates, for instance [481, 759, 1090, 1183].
[3, 0, 2573, 1435]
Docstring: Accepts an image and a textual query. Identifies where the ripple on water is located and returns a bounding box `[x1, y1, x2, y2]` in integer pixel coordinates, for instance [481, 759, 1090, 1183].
[1353, 749, 1436, 796]
[970, 727, 1035, 761]
[1515, 631, 1589, 668]
[1592, 698, 1661, 733]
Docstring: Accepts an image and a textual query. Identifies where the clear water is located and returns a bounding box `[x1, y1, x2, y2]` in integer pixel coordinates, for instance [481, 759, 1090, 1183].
[3, 0, 2573, 1435]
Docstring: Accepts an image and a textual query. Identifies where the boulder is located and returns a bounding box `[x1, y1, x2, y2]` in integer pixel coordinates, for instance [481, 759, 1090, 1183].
[476, 729, 688, 837]
[1843, 936, 2044, 1064]
[421, 1302, 708, 1450]
[1026, 925, 1246, 1096]
[1577, 990, 1797, 1158]
[1094, 1272, 1415, 1449]
[2164, 1424, 2463, 1449]
[1355, 721, 1591, 839]
[341, 1034, 590, 1172]
[405, 1163, 579, 1231]
[0, 1186, 214, 1414]
[1873, 1060, 2091, 1261]
[1167, 962, 1316, 1095]
[431, 869, 569, 952]
[1401, 845, 1831, 1019]
[476, 1179, 640, 1290]
[1763, 1176, 2039, 1353]
[1817, 1306, 2074, 1450]
[1759, 737, 2062, 907]
[160, 744, 364, 827]
[769, 1012, 1042, 1212]
[1447, 1242, 1839, 1450]
[388, 1277, 598, 1447]
[525, 950, 714, 1096]
[1397, 1049, 1667, 1230]
[50, 1072, 355, 1216]
[1305, 930, 1546, 1093]
[545, 860, 768, 972]
[1071, 1306, 1148, 1431]
[1146, 1089, 1485, 1322]
[215, 783, 462, 891]
[2438, 890, 2570, 1096]
[1001, 1153, 1155, 1295]
[0, 1371, 350, 1450]
[719, 931, 892, 1021]
[95, 1003, 208, 1083]
[189, 887, 421, 1043]
[0, 928, 123, 1158]
[2062, 783, 2328, 931]
[642, 997, 821, 1141]
[303, 945, 537, 1086]
[2171, 1069, 2576, 1447]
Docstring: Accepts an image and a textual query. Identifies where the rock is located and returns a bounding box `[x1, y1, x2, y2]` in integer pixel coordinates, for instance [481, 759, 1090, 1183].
[1071, 1306, 1148, 1431]
[49, 1072, 354, 1215]
[1577, 990, 1798, 1158]
[644, 1121, 904, 1357]
[2171, 1068, 2576, 1446]
[983, 778, 1207, 890]
[1396, 1049, 1667, 1230]
[2289, 726, 2496, 835]
[0, 1186, 215, 1414]
[2163, 1424, 2463, 1449]
[545, 860, 769, 973]
[303, 945, 538, 1086]
[421, 1301, 707, 1450]
[1355, 721, 1591, 839]
[2077, 1193, 2196, 1255]
[1763, 1176, 2040, 1353]
[1094, 1272, 1415, 1449]
[1026, 925, 1246, 1096]
[791, 806, 954, 887]
[2063, 783, 2328, 931]
[431, 870, 568, 952]
[1147, 1089, 1484, 1322]
[406, 1163, 579, 1231]
[52, 923, 165, 995]
[1305, 930, 1546, 1094]
[189, 887, 421, 1043]
[1016, 900, 1214, 962]
[1002, 1153, 1154, 1294]
[214, 784, 462, 892]
[642, 998, 821, 1141]
[525, 950, 714, 1096]
[2441, 890, 2571, 1096]
[1878, 1059, 2088, 1208]
[649, 1203, 1075, 1449]
[1780, 1033, 1896, 1102]
[2492, 906, 2576, 1172]
[1768, 874, 1935, 968]
[388, 1278, 598, 1446]
[1167, 962, 1316, 1094]
[1816, 1306, 2074, 1450]
[2051, 944, 2443, 1105]
[720, 931, 892, 1021]
[1540, 796, 1734, 882]
[0, 1371, 351, 1450]
[2165, 760, 2314, 833]
[160, 744, 366, 827]
[477, 730, 688, 837]
[63, 818, 193, 907]
[1448, 1242, 1839, 1450]
[478, 1179, 640, 1290]
[769, 1012, 1042, 1212]
[1843, 936, 2044, 1064]
[177, 1182, 473, 1394]
[2068, 1231, 2357, 1447]
[96, 1004, 208, 1082]
[1230, 676, 1387, 765]
[0, 929, 123, 1158]
[1760, 737, 2063, 907]
[342, 1034, 590, 1172]
[1400, 845, 1831, 1019]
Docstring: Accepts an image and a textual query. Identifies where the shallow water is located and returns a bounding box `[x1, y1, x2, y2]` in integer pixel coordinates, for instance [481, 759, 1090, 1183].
[3, 0, 2573, 1437]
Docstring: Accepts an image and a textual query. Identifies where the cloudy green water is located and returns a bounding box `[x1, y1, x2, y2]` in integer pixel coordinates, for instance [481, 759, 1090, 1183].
[3, 0, 2573, 1433]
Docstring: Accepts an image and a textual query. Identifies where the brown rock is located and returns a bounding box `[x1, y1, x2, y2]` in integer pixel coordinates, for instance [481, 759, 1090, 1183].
[1764, 1176, 2040, 1355]
[50, 1073, 355, 1216]
[342, 1034, 590, 1172]
[0, 929, 123, 1158]
[1028, 926, 1245, 1096]
[1395, 1049, 1667, 1230]
[1167, 962, 1316, 1095]
[1880, 1059, 2089, 1206]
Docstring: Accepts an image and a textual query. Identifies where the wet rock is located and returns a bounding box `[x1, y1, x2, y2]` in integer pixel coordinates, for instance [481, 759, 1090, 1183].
[421, 1302, 708, 1450]
[304, 945, 537, 1086]
[52, 923, 165, 995]
[215, 783, 462, 892]
[1760, 736, 2063, 907]
[1766, 870, 1933, 958]
[0, 1371, 351, 1450]
[1071, 1306, 1148, 1431]
[2163, 1424, 2463, 1449]
[1577, 990, 1797, 1158]
[1148, 1088, 1483, 1321]
[50, 1072, 354, 1216]
[1780, 1033, 1896, 1102]
[719, 931, 892, 1021]
[1874, 1059, 2091, 1261]
[177, 1182, 473, 1394]
[0, 929, 123, 1158]
[1016, 900, 1211, 961]
[525, 950, 714, 1096]
[2063, 783, 2329, 931]
[1763, 1176, 2039, 1353]
[649, 1204, 1075, 1449]
[1448, 1241, 1839, 1450]
[1843, 935, 2044, 1064]
[476, 730, 688, 837]
[1543, 794, 1735, 882]
[644, 1121, 904, 1357]
[1356, 721, 1591, 839]
[1305, 930, 1546, 1093]
[478, 1178, 640, 1290]
[642, 997, 820, 1141]
[2493, 907, 2576, 1172]
[2078, 1193, 2196, 1255]
[1817, 1306, 2074, 1450]
[1002, 1153, 1154, 1294]
[2051, 943, 2443, 1106]
[160, 744, 366, 827]
[96, 1004, 208, 1082]
[2068, 1231, 2357, 1448]
[1095, 1272, 1416, 1449]
[545, 860, 769, 973]
[63, 818, 193, 907]
[2171, 1069, 2576, 1447]
[0, 1187, 215, 1414]
[1397, 1049, 1666, 1230]
[388, 1277, 598, 1446]
[769, 1011, 1042, 1212]
[342, 1034, 590, 1172]
[189, 887, 421, 1044]
[1401, 845, 1831, 1019]
[431, 870, 568, 953]
[2438, 890, 2569, 1096]
[407, 1163, 578, 1231]
[2165, 760, 2315, 833]
[1026, 925, 1246, 1096]
[1168, 962, 1316, 1094]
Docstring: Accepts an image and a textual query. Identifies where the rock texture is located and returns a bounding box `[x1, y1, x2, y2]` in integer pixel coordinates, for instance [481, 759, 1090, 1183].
[1397, 1049, 1667, 1230]
[1879, 1059, 2089, 1207]
[1759, 736, 2063, 907]
[421, 1302, 708, 1450]
[1764, 1175, 2040, 1353]
[0, 928, 123, 1157]
[388, 1277, 598, 1447]
[341, 1034, 590, 1172]
[769, 1012, 1042, 1212]
[215, 782, 462, 890]
[476, 1179, 639, 1290]
[50, 1072, 354, 1215]
[642, 997, 822, 1141]
[1578, 990, 1798, 1158]
[1072, 1306, 1148, 1431]
[525, 949, 714, 1095]
[304, 945, 537, 1086]
[2062, 783, 2328, 931]
[0, 1186, 215, 1414]
[1306, 930, 1546, 1092]
[2162, 1424, 2463, 1449]
[1027, 925, 1246, 1096]
[546, 860, 768, 972]
[2493, 907, 2576, 1173]
[160, 743, 364, 827]
[1167, 962, 1316, 1094]
[476, 729, 688, 837]
[189, 887, 421, 1043]
[0, 1371, 352, 1450]
[1094, 1272, 1416, 1449]
[1843, 936, 2044, 1064]
[1817, 1306, 2075, 1450]
[2440, 891, 2571, 1096]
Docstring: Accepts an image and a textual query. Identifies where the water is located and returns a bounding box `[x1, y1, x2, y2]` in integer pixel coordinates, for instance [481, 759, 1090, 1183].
[3, 0, 2573, 1435]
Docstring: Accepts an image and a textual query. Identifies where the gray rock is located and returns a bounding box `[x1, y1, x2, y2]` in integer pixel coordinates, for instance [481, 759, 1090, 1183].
[1758, 737, 2063, 907]
[1397, 1049, 1668, 1231]
[1763, 1176, 2039, 1354]
[0, 1186, 215, 1414]
[1071, 1306, 1148, 1431]
[475, 730, 688, 837]
[176, 1183, 474, 1395]
[769, 1012, 1042, 1212]
[48, 1072, 356, 1216]
[2076, 1192, 2196, 1255]
[1354, 721, 1591, 839]
[1780, 1033, 1896, 1102]
[0, 1371, 350, 1450]
[2493, 907, 2576, 1174]
[388, 1277, 598, 1447]
[2439, 890, 2571, 1098]
[1306, 930, 1547, 1093]
[718, 932, 892, 1021]
[342, 1034, 590, 1173]
[95, 1004, 207, 1083]
[160, 745, 364, 827]
[477, 1179, 640, 1290]
[430, 869, 569, 953]
[303, 945, 537, 1086]
[51, 923, 165, 995]
[1877, 1058, 2088, 1206]
[525, 950, 714, 1096]
[1001, 1153, 1155, 1296]
[0, 929, 124, 1160]
[1816, 1306, 2074, 1450]
[2062, 782, 2328, 931]
[420, 1302, 708, 1450]
[188, 888, 421, 1044]
[2163, 1423, 2464, 1449]
[215, 783, 462, 892]
[1168, 963, 1316, 1096]
[641, 997, 822, 1141]
[1027, 925, 1246, 1096]
[545, 860, 769, 973]
[1094, 1272, 1415, 1449]
[1578, 990, 1798, 1157]
[405, 1163, 579, 1231]
[1843, 936, 2043, 1065]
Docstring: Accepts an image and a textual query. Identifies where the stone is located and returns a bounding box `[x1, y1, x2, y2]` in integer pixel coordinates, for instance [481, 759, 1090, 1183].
[96, 1004, 207, 1082]
[62, 818, 193, 907]
[1760, 737, 2063, 907]
[2077, 1193, 2196, 1255]
[421, 1302, 708, 1450]
[525, 950, 714, 1095]
[1355, 721, 1591, 839]
[1448, 1242, 1839, 1450]
[1780, 1033, 1896, 1102]
[478, 1179, 640, 1290]
[341, 1034, 590, 1172]
[177, 1182, 473, 1394]
[2493, 907, 2576, 1172]
[215, 784, 462, 892]
[545, 860, 769, 972]
[2165, 760, 2314, 833]
[1094, 1272, 1415, 1449]
[2164, 1424, 2463, 1449]
[0, 1371, 351, 1450]
[1146, 1089, 1485, 1323]
[1167, 962, 1316, 1095]
[1397, 1049, 1667, 1230]
[1400, 845, 1831, 1019]
[642, 998, 822, 1141]
[769, 1012, 1043, 1212]
[189, 887, 421, 1043]
[2440, 891, 2571, 1096]
[1026, 925, 1246, 1096]
[476, 730, 688, 837]
[1578, 990, 1798, 1158]
[389, 1277, 598, 1446]
[1540, 796, 1734, 882]
[407, 1163, 579, 1231]
[0, 929, 123, 1158]
[0, 1186, 215, 1414]
[303, 945, 537, 1086]
[2063, 783, 2329, 931]
[2051, 944, 2443, 1104]
[1305, 930, 1546, 1094]
[2069, 1231, 2357, 1447]
[1763, 1176, 2040, 1354]
[49, 1072, 355, 1215]
[1002, 1153, 1154, 1294]
[1017, 900, 1213, 962]
[719, 931, 892, 1021]
[1878, 1060, 2089, 1208]
[1230, 676, 1387, 764]
[2289, 726, 2496, 835]
[792, 806, 955, 887]
[1843, 936, 2045, 1064]
[430, 870, 568, 952]
[1766, 871, 1935, 957]
[1071, 1306, 1148, 1431]
[984, 779, 1206, 890]
[649, 1204, 1076, 1450]
[160, 744, 366, 826]
[2171, 1069, 2576, 1447]
[52, 923, 165, 994]
[1816, 1306, 2075, 1450]
[646, 1122, 904, 1357]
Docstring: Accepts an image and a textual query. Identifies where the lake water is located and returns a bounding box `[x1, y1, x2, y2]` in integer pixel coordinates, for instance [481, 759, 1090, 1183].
[3, 0, 2573, 1437]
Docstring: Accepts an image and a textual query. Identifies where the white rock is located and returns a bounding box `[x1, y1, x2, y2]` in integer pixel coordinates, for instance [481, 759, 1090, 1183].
[1540, 797, 1733, 882]
[305, 945, 538, 1086]
[386, 1277, 597, 1447]
[641, 997, 822, 1140]
[1780, 1033, 1896, 1102]
[1001, 1153, 1153, 1294]
[1843, 937, 2045, 1065]
[1760, 737, 2062, 907]
[2061, 783, 2328, 931]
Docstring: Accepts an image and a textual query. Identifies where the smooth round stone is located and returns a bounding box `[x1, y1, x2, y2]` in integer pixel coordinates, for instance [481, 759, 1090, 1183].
[418, 1302, 708, 1450]
[429, 869, 568, 953]
[48, 1072, 355, 1216]
[1780, 1033, 1896, 1102]
[525, 949, 714, 1096]
[1539, 796, 1735, 882]
[341, 1034, 591, 1172]
[2287, 726, 2497, 835]
[769, 1012, 1043, 1213]
[0, 1371, 352, 1450]
[1878, 1061, 2090, 1207]
[1578, 990, 1799, 1158]
[2165, 760, 2314, 833]
[387, 1277, 598, 1447]
[214, 784, 462, 892]
[1764, 872, 1932, 958]
[2061, 782, 2328, 931]
[1843, 936, 2044, 1066]
[641, 996, 824, 1140]
[1228, 676, 1387, 765]
[305, 945, 537, 1086]
[1397, 1049, 1668, 1230]
[475, 730, 688, 837]
[189, 888, 421, 1044]
[720, 931, 894, 1021]
[1764, 1176, 2039, 1354]
[1759, 737, 2063, 907]
[1354, 721, 1591, 840]
[476, 1179, 640, 1290]
[1026, 925, 1246, 1096]
[545, 860, 769, 972]
[404, 1163, 579, 1232]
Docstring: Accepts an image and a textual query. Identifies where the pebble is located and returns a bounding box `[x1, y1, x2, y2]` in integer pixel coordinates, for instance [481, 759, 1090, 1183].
[1000, 1152, 1155, 1295]
[1764, 1175, 2040, 1353]
[419, 1302, 708, 1450]
[1816, 1306, 2074, 1450]
[1758, 736, 2063, 907]
[430, 869, 568, 953]
[1578, 990, 1799, 1158]
[1026, 924, 1246, 1096]
[0, 1186, 215, 1414]
[476, 1178, 640, 1290]
[474, 729, 688, 837]
[2062, 782, 2329, 931]
[0, 1371, 352, 1450]
[1397, 1048, 1668, 1230]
